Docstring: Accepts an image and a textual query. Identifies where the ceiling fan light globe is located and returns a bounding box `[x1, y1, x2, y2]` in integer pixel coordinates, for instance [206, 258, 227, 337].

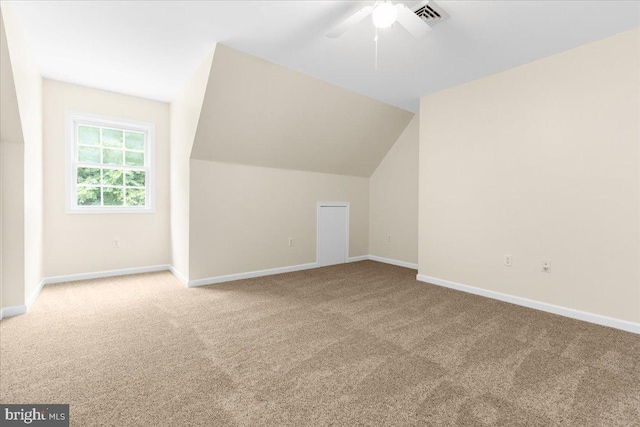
[372, 3, 397, 29]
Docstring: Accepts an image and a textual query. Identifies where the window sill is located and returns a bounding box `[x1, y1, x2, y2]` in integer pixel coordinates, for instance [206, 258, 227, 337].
[66, 207, 156, 215]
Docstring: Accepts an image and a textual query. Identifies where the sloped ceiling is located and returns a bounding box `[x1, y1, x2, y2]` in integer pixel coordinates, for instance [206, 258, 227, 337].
[191, 44, 414, 177]
[0, 12, 23, 144]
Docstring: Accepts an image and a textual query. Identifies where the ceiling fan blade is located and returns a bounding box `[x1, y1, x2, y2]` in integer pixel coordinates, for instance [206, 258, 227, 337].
[326, 6, 373, 38]
[396, 3, 432, 39]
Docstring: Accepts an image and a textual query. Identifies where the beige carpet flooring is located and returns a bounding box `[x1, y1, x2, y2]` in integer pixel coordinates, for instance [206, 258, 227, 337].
[1, 261, 639, 426]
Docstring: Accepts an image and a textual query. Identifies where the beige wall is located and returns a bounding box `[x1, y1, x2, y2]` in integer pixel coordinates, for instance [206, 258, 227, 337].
[0, 13, 22, 146]
[419, 28, 640, 323]
[0, 11, 23, 311]
[43, 80, 170, 277]
[189, 160, 369, 280]
[1, 3, 42, 305]
[369, 115, 419, 265]
[1, 141, 24, 308]
[191, 44, 413, 177]
[169, 48, 215, 279]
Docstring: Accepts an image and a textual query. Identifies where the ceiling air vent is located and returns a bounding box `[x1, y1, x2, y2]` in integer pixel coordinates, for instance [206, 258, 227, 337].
[413, 1, 449, 26]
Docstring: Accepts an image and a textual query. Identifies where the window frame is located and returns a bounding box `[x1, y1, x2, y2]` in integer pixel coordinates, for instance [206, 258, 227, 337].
[65, 111, 156, 214]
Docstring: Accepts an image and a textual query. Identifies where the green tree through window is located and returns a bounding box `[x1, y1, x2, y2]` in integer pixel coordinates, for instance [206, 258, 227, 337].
[69, 115, 153, 212]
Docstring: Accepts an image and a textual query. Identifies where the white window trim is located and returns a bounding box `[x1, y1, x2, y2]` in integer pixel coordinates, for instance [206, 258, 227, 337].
[65, 110, 156, 214]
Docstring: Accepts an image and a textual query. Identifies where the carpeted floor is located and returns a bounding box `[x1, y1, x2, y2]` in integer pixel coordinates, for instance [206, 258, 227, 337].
[1, 261, 639, 426]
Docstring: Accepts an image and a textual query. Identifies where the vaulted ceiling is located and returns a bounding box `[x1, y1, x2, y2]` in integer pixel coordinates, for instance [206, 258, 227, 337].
[191, 44, 413, 177]
[8, 1, 640, 112]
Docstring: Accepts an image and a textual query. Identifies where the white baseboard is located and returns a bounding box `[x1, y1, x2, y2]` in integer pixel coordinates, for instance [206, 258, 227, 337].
[0, 304, 27, 320]
[26, 279, 46, 310]
[348, 255, 418, 269]
[2, 265, 177, 320]
[168, 265, 188, 286]
[188, 262, 319, 288]
[368, 255, 418, 270]
[187, 255, 419, 288]
[0, 265, 175, 320]
[1, 279, 46, 320]
[43, 264, 170, 285]
[417, 274, 640, 335]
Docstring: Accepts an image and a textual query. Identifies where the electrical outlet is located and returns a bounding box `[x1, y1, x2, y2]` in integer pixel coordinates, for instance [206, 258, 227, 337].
[288, 238, 294, 246]
[542, 261, 550, 273]
[113, 239, 120, 248]
[504, 254, 512, 267]
[387, 234, 392, 243]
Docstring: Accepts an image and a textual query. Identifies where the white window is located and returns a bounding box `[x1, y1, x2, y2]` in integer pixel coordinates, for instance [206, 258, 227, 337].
[66, 111, 155, 213]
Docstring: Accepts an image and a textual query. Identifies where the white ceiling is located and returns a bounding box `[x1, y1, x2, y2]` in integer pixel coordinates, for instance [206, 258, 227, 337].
[8, 1, 640, 112]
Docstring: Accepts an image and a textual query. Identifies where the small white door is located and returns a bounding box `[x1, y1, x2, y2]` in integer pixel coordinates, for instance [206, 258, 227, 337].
[318, 204, 348, 267]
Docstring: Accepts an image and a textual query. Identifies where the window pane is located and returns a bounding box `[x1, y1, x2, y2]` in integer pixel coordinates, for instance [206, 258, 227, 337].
[78, 126, 100, 146]
[125, 131, 144, 150]
[125, 151, 144, 166]
[126, 188, 146, 206]
[103, 169, 124, 186]
[78, 146, 101, 163]
[77, 167, 100, 185]
[102, 128, 123, 148]
[125, 170, 145, 187]
[77, 186, 101, 206]
[103, 149, 123, 165]
[103, 187, 124, 206]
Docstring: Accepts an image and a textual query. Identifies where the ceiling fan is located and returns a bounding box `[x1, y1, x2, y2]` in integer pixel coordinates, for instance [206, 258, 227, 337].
[327, 0, 433, 39]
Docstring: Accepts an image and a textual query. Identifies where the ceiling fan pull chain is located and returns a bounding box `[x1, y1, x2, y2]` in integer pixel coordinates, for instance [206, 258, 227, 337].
[374, 27, 379, 70]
